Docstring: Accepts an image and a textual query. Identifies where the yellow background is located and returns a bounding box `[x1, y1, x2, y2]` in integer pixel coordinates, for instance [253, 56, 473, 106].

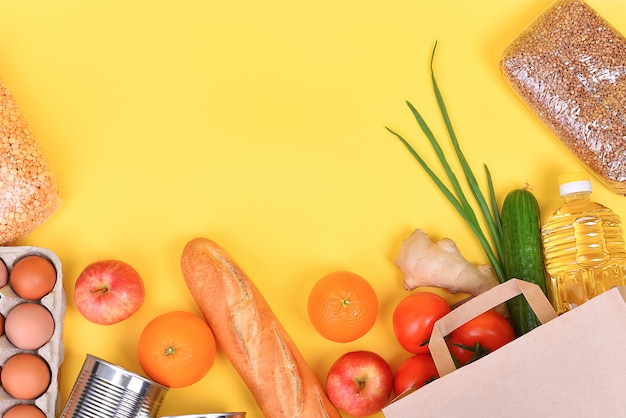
[1, 0, 626, 416]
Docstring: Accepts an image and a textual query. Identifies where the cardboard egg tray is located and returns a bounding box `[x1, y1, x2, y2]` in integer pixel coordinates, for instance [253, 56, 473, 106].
[0, 246, 66, 418]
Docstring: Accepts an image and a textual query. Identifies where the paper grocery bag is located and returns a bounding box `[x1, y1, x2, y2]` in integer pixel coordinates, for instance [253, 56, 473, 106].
[382, 279, 626, 417]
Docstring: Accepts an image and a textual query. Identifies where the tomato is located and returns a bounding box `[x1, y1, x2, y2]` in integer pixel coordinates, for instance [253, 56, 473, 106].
[412, 286, 471, 306]
[392, 292, 451, 354]
[393, 354, 439, 396]
[447, 308, 516, 366]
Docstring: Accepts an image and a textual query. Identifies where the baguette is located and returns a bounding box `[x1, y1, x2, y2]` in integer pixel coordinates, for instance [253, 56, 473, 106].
[180, 237, 342, 418]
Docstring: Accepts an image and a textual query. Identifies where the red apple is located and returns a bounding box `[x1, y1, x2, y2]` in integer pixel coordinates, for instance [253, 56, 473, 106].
[74, 260, 145, 325]
[326, 350, 393, 417]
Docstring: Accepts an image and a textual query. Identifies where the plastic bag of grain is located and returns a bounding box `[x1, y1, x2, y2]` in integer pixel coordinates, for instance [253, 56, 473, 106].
[500, 0, 626, 195]
[0, 79, 61, 244]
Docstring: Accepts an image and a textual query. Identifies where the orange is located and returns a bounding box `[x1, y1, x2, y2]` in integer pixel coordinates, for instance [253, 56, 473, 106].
[307, 271, 378, 343]
[137, 311, 216, 388]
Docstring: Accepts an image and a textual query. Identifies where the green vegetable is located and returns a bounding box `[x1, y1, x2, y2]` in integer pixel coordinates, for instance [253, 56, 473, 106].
[501, 187, 548, 336]
[386, 42, 505, 283]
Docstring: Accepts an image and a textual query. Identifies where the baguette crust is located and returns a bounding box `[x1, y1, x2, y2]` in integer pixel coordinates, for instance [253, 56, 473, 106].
[181, 237, 341, 418]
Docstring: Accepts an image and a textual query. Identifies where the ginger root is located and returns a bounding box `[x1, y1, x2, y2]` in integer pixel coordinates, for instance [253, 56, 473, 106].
[395, 229, 499, 296]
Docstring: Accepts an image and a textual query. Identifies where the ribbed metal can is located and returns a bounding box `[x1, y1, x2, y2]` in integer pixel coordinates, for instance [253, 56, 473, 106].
[61, 354, 169, 418]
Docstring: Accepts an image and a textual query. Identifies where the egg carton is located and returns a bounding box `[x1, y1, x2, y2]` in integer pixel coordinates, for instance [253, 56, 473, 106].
[0, 246, 66, 418]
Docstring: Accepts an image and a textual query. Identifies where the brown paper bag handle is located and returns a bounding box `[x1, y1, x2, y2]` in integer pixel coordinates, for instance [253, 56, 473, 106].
[429, 278, 558, 377]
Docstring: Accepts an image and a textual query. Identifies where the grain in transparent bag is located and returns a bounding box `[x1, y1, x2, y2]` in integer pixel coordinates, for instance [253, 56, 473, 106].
[500, 0, 626, 195]
[0, 78, 61, 243]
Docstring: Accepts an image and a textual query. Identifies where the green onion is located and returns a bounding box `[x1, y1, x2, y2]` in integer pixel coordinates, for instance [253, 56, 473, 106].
[386, 42, 505, 283]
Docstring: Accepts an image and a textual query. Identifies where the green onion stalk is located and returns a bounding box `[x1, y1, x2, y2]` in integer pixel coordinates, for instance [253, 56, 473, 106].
[386, 43, 505, 283]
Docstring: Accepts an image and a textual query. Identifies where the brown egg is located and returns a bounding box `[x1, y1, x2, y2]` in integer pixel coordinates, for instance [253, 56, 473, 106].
[1, 353, 51, 400]
[0, 258, 8, 288]
[3, 404, 46, 418]
[10, 255, 57, 300]
[5, 303, 55, 350]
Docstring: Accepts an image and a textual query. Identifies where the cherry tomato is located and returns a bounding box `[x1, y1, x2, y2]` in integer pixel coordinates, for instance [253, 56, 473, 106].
[392, 292, 451, 354]
[393, 354, 439, 396]
[447, 308, 516, 366]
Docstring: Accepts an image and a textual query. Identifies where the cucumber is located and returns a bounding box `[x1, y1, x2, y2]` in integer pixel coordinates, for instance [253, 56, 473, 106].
[501, 187, 549, 337]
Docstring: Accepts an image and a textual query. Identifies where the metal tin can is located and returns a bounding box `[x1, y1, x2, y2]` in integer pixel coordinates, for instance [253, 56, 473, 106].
[61, 354, 169, 418]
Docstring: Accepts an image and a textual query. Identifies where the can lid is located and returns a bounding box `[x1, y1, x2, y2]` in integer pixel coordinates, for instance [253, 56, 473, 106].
[558, 172, 592, 197]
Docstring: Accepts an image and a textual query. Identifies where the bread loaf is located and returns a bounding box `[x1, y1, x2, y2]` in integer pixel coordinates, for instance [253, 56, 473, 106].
[180, 237, 341, 418]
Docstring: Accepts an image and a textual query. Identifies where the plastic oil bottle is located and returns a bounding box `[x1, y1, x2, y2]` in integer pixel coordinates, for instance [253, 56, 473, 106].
[541, 172, 626, 315]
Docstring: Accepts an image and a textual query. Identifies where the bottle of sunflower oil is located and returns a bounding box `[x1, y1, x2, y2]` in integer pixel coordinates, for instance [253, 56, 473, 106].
[541, 172, 626, 315]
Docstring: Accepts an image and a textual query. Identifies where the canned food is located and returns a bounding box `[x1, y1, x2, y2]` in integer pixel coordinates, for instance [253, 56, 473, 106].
[61, 354, 169, 418]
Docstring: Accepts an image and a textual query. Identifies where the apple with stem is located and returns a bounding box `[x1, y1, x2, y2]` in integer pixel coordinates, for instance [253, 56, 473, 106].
[326, 350, 393, 417]
[74, 260, 145, 325]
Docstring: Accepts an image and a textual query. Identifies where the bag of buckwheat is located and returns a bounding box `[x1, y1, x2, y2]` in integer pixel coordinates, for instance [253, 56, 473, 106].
[500, 0, 626, 196]
[0, 78, 61, 244]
